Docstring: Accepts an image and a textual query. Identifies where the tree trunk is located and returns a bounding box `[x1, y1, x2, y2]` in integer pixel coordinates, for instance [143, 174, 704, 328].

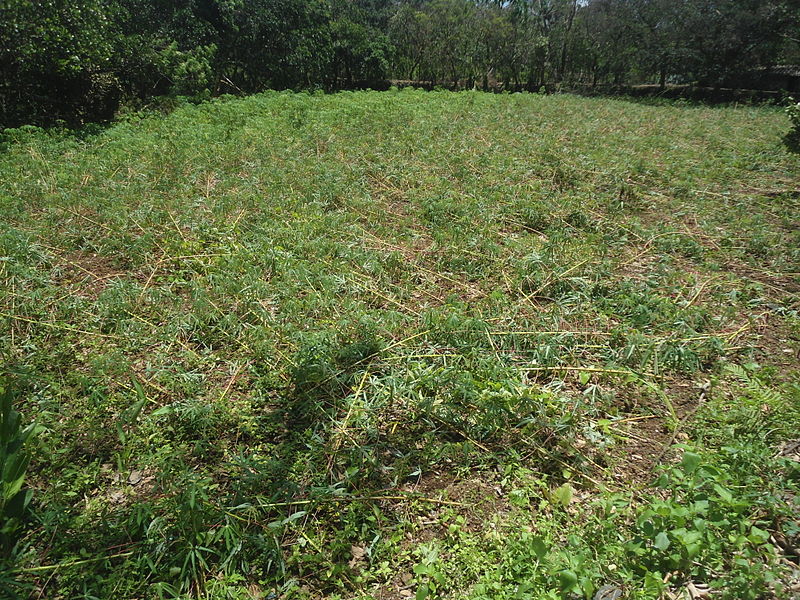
[558, 0, 578, 82]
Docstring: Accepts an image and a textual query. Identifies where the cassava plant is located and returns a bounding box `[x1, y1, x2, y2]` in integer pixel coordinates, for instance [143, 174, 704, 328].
[0, 386, 34, 555]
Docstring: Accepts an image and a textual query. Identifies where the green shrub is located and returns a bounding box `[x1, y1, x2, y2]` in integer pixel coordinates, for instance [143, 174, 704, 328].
[785, 98, 800, 152]
[0, 386, 34, 556]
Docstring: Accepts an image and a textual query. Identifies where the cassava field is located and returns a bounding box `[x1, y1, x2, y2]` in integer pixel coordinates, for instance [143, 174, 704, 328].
[1, 89, 799, 599]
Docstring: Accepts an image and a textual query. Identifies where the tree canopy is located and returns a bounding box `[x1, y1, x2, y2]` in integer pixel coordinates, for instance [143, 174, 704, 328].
[1, 0, 798, 127]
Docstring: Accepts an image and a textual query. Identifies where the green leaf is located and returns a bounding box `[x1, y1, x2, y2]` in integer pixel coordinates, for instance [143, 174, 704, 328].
[3, 489, 31, 520]
[416, 584, 429, 600]
[151, 405, 174, 417]
[558, 569, 578, 591]
[680, 451, 701, 474]
[123, 377, 147, 425]
[641, 519, 656, 537]
[126, 398, 147, 424]
[685, 542, 701, 559]
[713, 484, 733, 503]
[551, 483, 574, 507]
[654, 531, 670, 550]
[3, 470, 27, 501]
[748, 526, 770, 544]
[531, 535, 548, 559]
[115, 421, 126, 444]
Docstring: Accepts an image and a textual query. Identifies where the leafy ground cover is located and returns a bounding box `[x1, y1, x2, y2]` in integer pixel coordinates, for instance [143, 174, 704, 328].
[0, 89, 799, 599]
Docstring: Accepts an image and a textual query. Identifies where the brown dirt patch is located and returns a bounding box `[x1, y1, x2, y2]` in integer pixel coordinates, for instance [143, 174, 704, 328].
[56, 251, 127, 299]
[726, 260, 800, 301]
[607, 377, 707, 485]
[744, 311, 800, 379]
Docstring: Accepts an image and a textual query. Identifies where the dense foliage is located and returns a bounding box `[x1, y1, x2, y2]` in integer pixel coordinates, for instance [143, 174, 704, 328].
[2, 0, 799, 126]
[1, 89, 799, 598]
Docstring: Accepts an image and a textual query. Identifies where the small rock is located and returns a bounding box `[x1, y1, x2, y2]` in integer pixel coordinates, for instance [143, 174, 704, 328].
[348, 545, 366, 568]
[779, 440, 800, 461]
[668, 581, 711, 600]
[594, 585, 623, 600]
[128, 470, 143, 485]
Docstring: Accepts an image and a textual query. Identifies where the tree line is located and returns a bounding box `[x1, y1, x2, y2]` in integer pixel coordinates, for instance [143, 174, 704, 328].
[2, 0, 799, 127]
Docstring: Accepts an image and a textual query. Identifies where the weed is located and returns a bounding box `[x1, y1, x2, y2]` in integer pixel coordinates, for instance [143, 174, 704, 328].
[784, 98, 800, 152]
[0, 385, 34, 556]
